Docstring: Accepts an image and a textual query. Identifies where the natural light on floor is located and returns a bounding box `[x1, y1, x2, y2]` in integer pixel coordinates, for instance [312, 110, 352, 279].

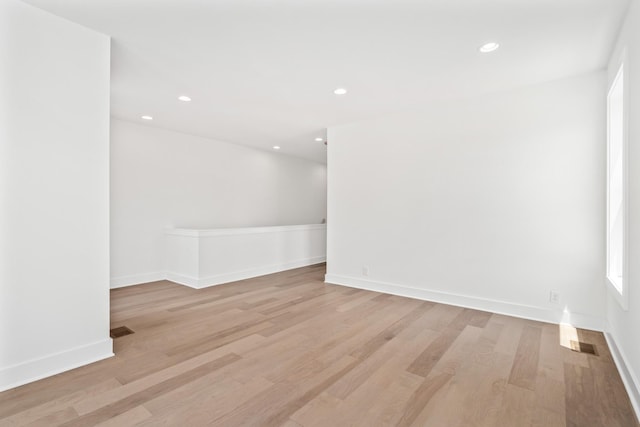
[559, 306, 579, 349]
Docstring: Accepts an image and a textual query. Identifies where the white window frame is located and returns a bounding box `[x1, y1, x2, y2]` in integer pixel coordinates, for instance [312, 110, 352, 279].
[606, 52, 629, 310]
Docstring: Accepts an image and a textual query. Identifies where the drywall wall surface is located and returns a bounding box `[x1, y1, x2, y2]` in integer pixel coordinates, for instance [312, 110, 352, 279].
[326, 71, 606, 329]
[165, 224, 327, 288]
[110, 119, 327, 286]
[0, 0, 112, 390]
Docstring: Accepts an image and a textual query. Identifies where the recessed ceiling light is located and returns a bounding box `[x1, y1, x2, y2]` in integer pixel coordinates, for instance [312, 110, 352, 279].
[178, 95, 191, 102]
[141, 115, 153, 120]
[334, 88, 347, 95]
[479, 42, 500, 53]
[315, 137, 324, 142]
[273, 146, 281, 150]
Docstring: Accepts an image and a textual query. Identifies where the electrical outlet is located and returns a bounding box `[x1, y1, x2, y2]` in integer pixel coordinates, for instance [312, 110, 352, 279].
[362, 266, 369, 277]
[549, 291, 560, 304]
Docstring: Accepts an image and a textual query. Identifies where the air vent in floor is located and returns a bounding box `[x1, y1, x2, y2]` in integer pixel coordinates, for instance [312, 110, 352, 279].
[569, 340, 597, 355]
[110, 326, 134, 339]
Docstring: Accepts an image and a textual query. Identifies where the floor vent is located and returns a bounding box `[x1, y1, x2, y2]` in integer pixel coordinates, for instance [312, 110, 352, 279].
[569, 340, 597, 355]
[110, 326, 134, 339]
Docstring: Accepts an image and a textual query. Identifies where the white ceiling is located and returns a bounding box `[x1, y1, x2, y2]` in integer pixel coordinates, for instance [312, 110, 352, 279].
[23, 0, 630, 163]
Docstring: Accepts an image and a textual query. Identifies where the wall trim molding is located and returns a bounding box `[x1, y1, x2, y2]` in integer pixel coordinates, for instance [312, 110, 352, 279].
[110, 272, 166, 289]
[166, 224, 327, 238]
[0, 338, 113, 392]
[169, 256, 326, 289]
[604, 329, 640, 421]
[324, 273, 604, 332]
[164, 272, 200, 288]
[117, 257, 326, 289]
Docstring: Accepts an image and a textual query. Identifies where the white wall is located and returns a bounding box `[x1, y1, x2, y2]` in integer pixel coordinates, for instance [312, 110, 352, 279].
[0, 0, 112, 391]
[606, 0, 640, 415]
[326, 71, 606, 330]
[111, 119, 327, 287]
[165, 224, 327, 288]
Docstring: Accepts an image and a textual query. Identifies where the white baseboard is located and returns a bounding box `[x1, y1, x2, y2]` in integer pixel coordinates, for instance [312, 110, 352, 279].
[172, 256, 327, 289]
[0, 338, 113, 392]
[324, 274, 604, 332]
[604, 330, 640, 421]
[165, 272, 200, 288]
[110, 272, 166, 288]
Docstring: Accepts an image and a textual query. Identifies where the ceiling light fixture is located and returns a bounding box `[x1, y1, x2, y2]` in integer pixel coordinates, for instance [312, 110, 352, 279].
[141, 115, 153, 120]
[315, 137, 324, 142]
[178, 95, 191, 102]
[334, 88, 347, 95]
[273, 146, 281, 150]
[479, 42, 500, 53]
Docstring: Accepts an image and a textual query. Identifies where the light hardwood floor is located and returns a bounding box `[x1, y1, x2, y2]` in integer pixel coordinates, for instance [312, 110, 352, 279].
[0, 264, 637, 426]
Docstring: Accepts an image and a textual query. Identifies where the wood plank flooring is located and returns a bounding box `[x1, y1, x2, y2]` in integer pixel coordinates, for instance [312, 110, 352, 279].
[0, 264, 637, 426]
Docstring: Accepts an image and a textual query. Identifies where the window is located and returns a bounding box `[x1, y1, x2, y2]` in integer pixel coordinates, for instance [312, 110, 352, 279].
[606, 60, 628, 309]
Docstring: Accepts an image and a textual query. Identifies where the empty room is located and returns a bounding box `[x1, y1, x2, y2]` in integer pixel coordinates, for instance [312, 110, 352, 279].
[1, 0, 640, 425]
